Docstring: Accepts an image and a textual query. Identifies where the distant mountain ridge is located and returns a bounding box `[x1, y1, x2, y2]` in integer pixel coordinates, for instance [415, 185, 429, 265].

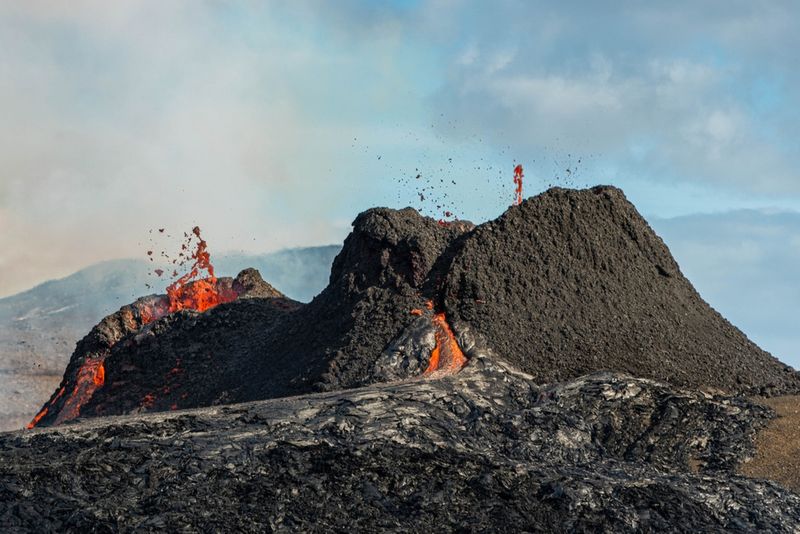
[0, 245, 340, 431]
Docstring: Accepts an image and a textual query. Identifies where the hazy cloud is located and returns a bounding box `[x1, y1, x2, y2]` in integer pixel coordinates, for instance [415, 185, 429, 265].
[0, 2, 407, 295]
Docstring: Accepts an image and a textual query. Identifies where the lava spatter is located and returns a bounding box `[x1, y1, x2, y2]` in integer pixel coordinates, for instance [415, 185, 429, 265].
[165, 227, 237, 313]
[513, 164, 524, 205]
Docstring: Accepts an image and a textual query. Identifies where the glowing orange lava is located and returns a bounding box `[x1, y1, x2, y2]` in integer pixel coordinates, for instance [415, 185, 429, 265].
[423, 312, 467, 375]
[513, 164, 524, 206]
[165, 227, 237, 313]
[93, 362, 105, 386]
[411, 300, 468, 376]
[26, 387, 65, 429]
[53, 357, 106, 425]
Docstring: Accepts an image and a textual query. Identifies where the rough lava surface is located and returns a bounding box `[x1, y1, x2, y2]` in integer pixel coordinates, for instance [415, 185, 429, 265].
[5, 186, 800, 531]
[2, 360, 798, 532]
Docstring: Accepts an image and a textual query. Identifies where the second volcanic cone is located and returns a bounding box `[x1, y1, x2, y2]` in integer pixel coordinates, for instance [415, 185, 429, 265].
[442, 185, 799, 395]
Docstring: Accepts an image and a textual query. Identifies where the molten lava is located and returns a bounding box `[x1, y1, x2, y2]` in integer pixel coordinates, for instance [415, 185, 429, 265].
[513, 164, 524, 206]
[412, 300, 467, 376]
[165, 227, 237, 313]
[423, 312, 468, 375]
[93, 362, 105, 386]
[53, 357, 106, 425]
[26, 387, 65, 429]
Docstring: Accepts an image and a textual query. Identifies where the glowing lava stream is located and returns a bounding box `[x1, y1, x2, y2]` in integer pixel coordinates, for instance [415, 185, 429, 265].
[417, 301, 468, 376]
[26, 386, 65, 429]
[52, 358, 105, 425]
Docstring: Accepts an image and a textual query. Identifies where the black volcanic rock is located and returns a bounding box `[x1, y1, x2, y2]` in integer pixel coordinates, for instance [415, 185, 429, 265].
[309, 208, 474, 390]
[2, 362, 798, 532]
[444, 186, 799, 395]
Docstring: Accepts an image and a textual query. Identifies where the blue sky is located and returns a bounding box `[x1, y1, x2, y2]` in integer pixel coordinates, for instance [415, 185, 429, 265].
[0, 1, 798, 364]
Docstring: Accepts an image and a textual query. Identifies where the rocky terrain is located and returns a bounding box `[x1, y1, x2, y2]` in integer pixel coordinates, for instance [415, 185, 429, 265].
[2, 359, 798, 532]
[2, 185, 799, 531]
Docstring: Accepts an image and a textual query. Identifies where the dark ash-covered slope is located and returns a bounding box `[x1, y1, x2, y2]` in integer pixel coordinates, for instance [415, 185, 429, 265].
[2, 360, 798, 532]
[444, 186, 798, 395]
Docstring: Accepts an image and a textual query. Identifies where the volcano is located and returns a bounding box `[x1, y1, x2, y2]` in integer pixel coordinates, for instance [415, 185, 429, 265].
[4, 186, 800, 531]
[29, 185, 799, 426]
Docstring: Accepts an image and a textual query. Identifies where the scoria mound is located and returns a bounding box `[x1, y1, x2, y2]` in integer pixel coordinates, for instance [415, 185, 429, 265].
[444, 185, 799, 395]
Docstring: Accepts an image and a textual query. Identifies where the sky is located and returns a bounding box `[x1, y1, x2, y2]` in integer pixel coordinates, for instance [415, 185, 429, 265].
[0, 1, 798, 363]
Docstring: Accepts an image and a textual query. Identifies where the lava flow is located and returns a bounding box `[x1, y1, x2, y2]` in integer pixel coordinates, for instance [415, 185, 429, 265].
[513, 164, 524, 206]
[26, 386, 65, 429]
[53, 357, 105, 425]
[416, 301, 468, 376]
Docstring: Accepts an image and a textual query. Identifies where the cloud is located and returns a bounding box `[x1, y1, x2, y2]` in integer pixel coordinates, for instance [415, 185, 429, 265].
[0, 2, 415, 296]
[295, 1, 800, 200]
[2, 0, 800, 297]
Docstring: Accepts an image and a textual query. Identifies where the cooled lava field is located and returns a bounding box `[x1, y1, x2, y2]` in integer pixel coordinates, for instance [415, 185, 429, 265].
[3, 185, 800, 532]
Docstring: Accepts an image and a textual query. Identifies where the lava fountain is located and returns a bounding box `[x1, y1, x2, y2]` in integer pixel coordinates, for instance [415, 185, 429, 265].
[513, 164, 524, 206]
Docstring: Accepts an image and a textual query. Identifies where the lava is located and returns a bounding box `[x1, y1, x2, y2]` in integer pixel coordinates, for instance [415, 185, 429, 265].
[139, 227, 236, 324]
[26, 387, 65, 429]
[93, 362, 105, 386]
[411, 300, 468, 376]
[139, 297, 170, 326]
[423, 312, 467, 375]
[513, 164, 524, 205]
[165, 227, 237, 313]
[53, 357, 106, 425]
